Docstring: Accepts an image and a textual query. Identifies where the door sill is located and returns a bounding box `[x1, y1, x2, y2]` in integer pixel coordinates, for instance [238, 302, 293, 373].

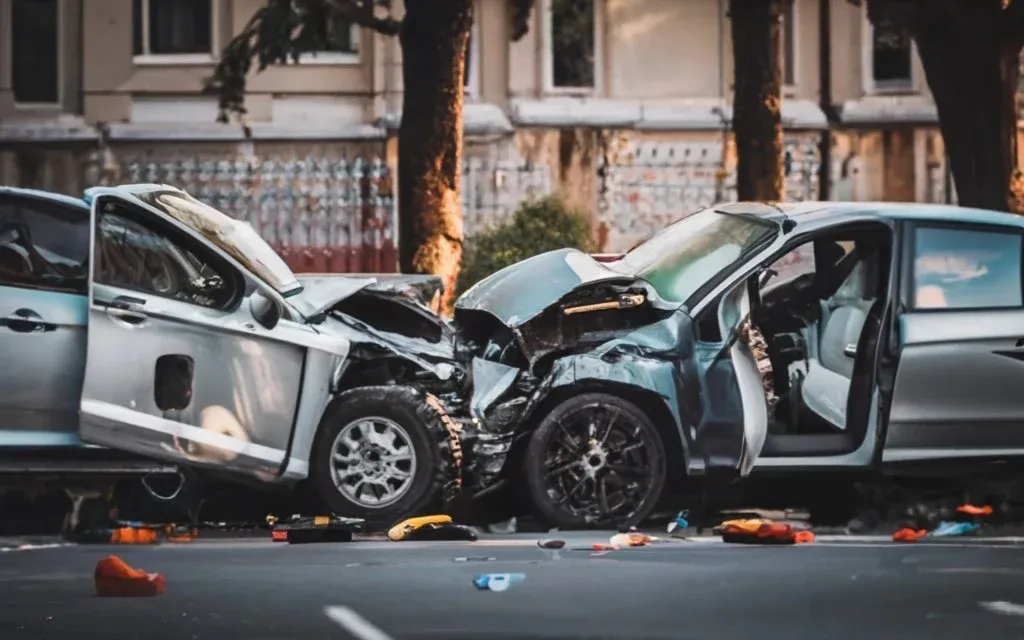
[760, 433, 862, 457]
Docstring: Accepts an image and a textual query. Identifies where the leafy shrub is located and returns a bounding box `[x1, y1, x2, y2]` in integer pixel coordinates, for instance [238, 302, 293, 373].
[456, 196, 594, 296]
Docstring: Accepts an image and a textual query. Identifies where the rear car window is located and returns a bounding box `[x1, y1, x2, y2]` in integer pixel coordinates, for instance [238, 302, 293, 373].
[912, 227, 1022, 310]
[0, 196, 89, 295]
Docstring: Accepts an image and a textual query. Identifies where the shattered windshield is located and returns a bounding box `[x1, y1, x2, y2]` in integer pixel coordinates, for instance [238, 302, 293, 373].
[613, 208, 778, 305]
[134, 189, 302, 296]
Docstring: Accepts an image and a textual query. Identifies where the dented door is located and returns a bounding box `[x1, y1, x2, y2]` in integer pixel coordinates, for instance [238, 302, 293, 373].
[78, 193, 309, 480]
[695, 280, 769, 476]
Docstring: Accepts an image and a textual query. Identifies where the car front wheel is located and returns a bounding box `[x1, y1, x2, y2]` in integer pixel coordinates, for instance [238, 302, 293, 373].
[310, 386, 457, 526]
[523, 392, 667, 529]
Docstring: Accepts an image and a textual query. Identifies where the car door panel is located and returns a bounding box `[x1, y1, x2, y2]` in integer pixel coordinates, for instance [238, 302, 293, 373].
[78, 194, 316, 481]
[694, 281, 768, 476]
[0, 195, 90, 445]
[884, 310, 1024, 461]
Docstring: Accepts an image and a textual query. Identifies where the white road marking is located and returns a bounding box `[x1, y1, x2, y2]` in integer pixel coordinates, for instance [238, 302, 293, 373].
[980, 601, 1024, 617]
[324, 606, 395, 640]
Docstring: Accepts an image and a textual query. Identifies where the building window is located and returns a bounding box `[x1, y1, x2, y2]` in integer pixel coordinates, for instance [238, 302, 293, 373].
[870, 18, 913, 91]
[912, 227, 1023, 310]
[133, 0, 213, 60]
[781, 1, 796, 86]
[546, 0, 597, 92]
[300, 22, 360, 64]
[11, 0, 60, 105]
[464, 20, 481, 98]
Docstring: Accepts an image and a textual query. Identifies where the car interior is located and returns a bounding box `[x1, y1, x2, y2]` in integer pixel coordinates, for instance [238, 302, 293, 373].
[697, 223, 893, 458]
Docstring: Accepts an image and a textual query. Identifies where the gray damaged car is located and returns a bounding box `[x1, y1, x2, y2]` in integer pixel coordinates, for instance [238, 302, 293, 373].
[1, 183, 766, 528]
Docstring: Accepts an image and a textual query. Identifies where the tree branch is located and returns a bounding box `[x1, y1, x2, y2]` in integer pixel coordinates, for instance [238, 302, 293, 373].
[204, 0, 402, 127]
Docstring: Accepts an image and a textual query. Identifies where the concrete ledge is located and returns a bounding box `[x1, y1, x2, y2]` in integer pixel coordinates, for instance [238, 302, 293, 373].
[839, 95, 939, 125]
[377, 102, 514, 137]
[511, 97, 829, 131]
[0, 115, 99, 142]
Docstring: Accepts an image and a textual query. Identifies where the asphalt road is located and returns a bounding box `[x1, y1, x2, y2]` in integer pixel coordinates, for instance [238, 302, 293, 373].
[3, 534, 1024, 640]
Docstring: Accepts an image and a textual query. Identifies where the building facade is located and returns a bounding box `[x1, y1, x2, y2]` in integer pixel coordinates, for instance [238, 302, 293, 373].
[0, 0, 954, 263]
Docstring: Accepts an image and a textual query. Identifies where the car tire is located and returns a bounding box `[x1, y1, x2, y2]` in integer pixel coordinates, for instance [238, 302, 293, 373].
[523, 392, 667, 529]
[310, 386, 460, 527]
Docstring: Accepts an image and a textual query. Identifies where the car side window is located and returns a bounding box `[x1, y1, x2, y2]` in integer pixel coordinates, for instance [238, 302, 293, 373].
[0, 196, 90, 295]
[95, 203, 237, 310]
[913, 227, 1023, 310]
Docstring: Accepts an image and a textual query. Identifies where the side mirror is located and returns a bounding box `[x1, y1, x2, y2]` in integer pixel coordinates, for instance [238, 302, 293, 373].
[250, 290, 282, 330]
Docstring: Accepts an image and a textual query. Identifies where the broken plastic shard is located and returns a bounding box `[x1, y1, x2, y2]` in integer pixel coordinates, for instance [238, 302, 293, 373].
[473, 573, 526, 592]
[666, 510, 689, 533]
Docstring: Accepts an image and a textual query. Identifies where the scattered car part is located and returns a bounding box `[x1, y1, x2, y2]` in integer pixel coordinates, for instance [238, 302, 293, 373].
[387, 514, 453, 541]
[473, 573, 525, 591]
[271, 514, 365, 544]
[405, 523, 478, 541]
[94, 556, 165, 597]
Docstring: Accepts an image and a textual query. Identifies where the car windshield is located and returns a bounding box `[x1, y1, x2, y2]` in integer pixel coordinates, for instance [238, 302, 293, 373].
[612, 208, 779, 304]
[134, 189, 302, 296]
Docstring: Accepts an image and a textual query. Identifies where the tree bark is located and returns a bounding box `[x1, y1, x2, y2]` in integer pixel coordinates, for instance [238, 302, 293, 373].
[911, 19, 1021, 212]
[397, 0, 473, 310]
[729, 0, 787, 202]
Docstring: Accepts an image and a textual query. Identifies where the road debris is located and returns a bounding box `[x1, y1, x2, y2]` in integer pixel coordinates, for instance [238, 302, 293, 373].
[110, 527, 159, 544]
[94, 556, 165, 597]
[666, 510, 689, 533]
[453, 557, 496, 562]
[929, 521, 981, 537]
[388, 515, 452, 541]
[271, 514, 364, 544]
[537, 539, 565, 549]
[473, 573, 526, 592]
[609, 532, 651, 548]
[957, 504, 994, 517]
[892, 528, 928, 542]
[717, 518, 809, 545]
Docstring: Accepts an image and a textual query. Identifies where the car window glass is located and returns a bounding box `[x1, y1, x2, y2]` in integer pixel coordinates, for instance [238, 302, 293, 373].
[766, 244, 816, 289]
[0, 196, 89, 295]
[96, 205, 235, 310]
[913, 227, 1022, 310]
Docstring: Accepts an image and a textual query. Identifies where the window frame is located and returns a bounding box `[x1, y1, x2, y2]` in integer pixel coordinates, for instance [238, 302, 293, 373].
[297, 23, 362, 66]
[11, 0, 64, 109]
[861, 7, 915, 95]
[540, 0, 603, 96]
[93, 198, 245, 313]
[132, 0, 218, 66]
[904, 221, 1024, 313]
[781, 0, 798, 95]
[0, 195, 90, 296]
[464, 17, 481, 100]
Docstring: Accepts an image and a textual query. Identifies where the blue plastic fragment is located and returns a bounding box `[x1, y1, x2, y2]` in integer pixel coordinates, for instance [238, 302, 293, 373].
[929, 521, 981, 537]
[667, 510, 689, 533]
[473, 573, 526, 591]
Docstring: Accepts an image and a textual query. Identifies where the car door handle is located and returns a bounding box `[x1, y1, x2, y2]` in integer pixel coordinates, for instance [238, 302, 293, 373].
[1, 308, 55, 334]
[844, 344, 857, 358]
[106, 296, 148, 324]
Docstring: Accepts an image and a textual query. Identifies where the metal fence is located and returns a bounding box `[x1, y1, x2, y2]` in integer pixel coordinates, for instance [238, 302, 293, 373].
[122, 154, 397, 273]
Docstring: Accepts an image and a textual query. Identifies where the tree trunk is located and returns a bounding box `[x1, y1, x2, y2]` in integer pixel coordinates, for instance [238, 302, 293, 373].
[908, 12, 1022, 212]
[397, 0, 473, 310]
[729, 0, 786, 202]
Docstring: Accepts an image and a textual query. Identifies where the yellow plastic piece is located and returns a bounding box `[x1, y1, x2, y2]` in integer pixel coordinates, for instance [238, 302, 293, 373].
[313, 516, 329, 526]
[387, 515, 452, 541]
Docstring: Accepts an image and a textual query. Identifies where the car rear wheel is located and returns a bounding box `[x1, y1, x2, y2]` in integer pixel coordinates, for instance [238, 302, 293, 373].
[523, 393, 667, 529]
[310, 386, 458, 526]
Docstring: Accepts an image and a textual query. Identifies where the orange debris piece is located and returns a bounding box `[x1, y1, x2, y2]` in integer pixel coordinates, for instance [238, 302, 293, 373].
[956, 504, 993, 516]
[609, 532, 652, 548]
[94, 556, 165, 597]
[892, 528, 928, 542]
[110, 527, 159, 545]
[793, 531, 816, 544]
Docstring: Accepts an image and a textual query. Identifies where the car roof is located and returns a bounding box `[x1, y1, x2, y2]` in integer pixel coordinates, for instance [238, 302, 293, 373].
[716, 201, 1024, 230]
[0, 186, 88, 211]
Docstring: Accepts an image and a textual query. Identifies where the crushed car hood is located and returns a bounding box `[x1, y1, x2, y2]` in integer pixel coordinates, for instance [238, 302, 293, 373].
[292, 274, 445, 319]
[454, 248, 637, 328]
[291, 276, 377, 319]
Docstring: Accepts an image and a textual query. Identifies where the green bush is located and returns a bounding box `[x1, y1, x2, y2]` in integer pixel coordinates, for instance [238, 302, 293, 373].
[456, 195, 594, 296]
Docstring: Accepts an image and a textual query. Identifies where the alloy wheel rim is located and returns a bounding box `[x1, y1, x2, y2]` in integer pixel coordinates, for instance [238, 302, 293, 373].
[331, 417, 417, 508]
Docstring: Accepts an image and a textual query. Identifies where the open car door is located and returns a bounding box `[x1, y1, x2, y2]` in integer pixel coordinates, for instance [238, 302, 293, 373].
[78, 190, 318, 480]
[694, 279, 769, 477]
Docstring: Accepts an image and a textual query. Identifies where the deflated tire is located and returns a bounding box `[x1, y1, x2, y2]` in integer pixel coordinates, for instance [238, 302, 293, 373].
[310, 386, 461, 525]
